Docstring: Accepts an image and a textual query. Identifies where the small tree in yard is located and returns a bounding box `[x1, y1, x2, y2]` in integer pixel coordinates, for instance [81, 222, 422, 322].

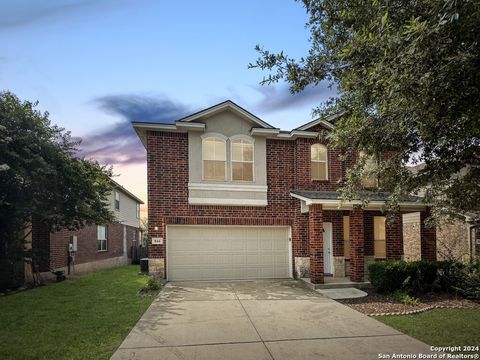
[250, 0, 480, 222]
[0, 91, 115, 289]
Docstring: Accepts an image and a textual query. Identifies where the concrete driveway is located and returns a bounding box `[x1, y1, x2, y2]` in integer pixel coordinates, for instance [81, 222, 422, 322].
[111, 280, 433, 360]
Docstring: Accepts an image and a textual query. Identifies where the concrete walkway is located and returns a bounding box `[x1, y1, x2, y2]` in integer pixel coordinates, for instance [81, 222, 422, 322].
[111, 280, 433, 360]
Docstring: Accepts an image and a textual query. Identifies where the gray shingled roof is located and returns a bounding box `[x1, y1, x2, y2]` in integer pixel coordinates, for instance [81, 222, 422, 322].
[290, 190, 423, 203]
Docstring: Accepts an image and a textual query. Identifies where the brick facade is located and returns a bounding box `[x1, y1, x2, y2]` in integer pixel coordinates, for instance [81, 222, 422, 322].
[420, 208, 437, 261]
[350, 206, 365, 282]
[145, 120, 432, 282]
[309, 204, 324, 284]
[386, 211, 404, 260]
[32, 222, 139, 273]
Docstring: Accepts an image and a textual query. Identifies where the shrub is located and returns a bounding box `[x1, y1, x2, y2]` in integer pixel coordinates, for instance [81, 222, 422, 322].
[439, 260, 480, 301]
[141, 276, 161, 292]
[393, 290, 420, 306]
[368, 260, 440, 294]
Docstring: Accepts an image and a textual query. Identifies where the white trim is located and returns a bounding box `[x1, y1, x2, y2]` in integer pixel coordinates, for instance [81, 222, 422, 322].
[289, 130, 318, 138]
[230, 134, 255, 142]
[188, 197, 268, 206]
[188, 183, 267, 192]
[201, 132, 228, 141]
[290, 192, 426, 210]
[175, 122, 205, 131]
[250, 128, 280, 136]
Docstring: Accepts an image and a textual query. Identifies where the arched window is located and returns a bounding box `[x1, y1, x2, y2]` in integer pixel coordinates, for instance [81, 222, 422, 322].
[202, 137, 226, 181]
[231, 138, 254, 181]
[311, 144, 328, 180]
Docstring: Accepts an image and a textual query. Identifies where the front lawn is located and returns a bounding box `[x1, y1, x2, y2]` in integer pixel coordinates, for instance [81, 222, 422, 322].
[0, 265, 155, 360]
[377, 308, 480, 347]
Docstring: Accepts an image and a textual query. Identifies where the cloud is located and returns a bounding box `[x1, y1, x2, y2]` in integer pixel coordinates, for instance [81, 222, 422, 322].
[254, 82, 337, 114]
[0, 0, 116, 28]
[77, 94, 191, 166]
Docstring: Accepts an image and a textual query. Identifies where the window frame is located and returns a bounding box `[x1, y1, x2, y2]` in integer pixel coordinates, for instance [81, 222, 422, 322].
[201, 133, 228, 181]
[114, 191, 120, 211]
[230, 135, 255, 182]
[311, 143, 328, 181]
[136, 203, 140, 219]
[373, 216, 386, 259]
[97, 225, 108, 252]
[359, 151, 379, 188]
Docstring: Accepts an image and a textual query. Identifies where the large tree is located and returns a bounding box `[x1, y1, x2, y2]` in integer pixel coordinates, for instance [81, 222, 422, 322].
[0, 91, 115, 288]
[251, 0, 480, 221]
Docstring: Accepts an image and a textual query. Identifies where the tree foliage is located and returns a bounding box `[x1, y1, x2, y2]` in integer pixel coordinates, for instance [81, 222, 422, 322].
[251, 0, 480, 221]
[0, 91, 115, 276]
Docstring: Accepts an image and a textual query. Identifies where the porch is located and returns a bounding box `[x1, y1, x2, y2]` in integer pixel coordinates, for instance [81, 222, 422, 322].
[291, 190, 437, 284]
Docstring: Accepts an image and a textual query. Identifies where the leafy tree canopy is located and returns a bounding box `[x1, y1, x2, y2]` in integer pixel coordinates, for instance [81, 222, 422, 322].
[251, 0, 480, 222]
[0, 91, 115, 260]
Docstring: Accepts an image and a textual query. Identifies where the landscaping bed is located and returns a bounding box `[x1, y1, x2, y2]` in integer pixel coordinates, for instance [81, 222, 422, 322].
[338, 289, 480, 316]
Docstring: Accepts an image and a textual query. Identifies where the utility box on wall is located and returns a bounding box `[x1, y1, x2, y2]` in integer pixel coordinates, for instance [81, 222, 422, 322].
[69, 235, 78, 252]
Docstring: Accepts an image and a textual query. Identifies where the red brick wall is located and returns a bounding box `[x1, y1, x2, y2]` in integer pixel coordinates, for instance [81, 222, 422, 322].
[146, 131, 300, 263]
[420, 208, 437, 261]
[350, 206, 365, 282]
[33, 222, 137, 271]
[386, 212, 404, 260]
[309, 204, 324, 284]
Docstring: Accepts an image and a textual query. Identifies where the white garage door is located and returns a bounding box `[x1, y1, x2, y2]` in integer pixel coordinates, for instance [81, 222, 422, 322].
[167, 226, 291, 281]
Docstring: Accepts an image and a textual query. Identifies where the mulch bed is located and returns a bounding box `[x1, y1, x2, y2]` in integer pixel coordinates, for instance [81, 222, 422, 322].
[338, 290, 480, 316]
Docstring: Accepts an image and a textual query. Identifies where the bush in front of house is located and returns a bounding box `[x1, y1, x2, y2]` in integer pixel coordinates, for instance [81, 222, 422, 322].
[368, 259, 480, 301]
[368, 260, 440, 294]
[439, 260, 480, 301]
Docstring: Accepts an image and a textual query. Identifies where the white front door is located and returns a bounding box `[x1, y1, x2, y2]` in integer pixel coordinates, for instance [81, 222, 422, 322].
[323, 222, 333, 274]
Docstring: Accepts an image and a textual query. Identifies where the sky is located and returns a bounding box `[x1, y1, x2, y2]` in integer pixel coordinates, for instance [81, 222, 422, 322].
[0, 0, 337, 217]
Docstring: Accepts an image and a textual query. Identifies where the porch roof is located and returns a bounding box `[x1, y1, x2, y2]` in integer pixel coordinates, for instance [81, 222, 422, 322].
[290, 190, 426, 211]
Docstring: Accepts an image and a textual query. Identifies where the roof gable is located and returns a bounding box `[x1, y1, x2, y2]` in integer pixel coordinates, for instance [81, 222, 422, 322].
[177, 100, 274, 129]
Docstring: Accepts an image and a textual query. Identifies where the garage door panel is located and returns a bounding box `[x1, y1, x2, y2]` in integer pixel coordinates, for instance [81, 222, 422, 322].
[167, 226, 290, 281]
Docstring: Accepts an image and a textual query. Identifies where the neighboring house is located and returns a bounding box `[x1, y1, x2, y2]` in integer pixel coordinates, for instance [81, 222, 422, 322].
[133, 100, 436, 284]
[30, 179, 144, 279]
[404, 212, 479, 262]
[402, 164, 479, 262]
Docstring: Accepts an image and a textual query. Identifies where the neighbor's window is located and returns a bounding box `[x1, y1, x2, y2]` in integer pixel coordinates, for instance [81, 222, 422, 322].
[97, 225, 107, 251]
[231, 139, 254, 181]
[343, 216, 350, 259]
[114, 191, 120, 210]
[202, 137, 226, 181]
[374, 216, 386, 258]
[359, 151, 378, 188]
[136, 203, 140, 219]
[311, 144, 328, 180]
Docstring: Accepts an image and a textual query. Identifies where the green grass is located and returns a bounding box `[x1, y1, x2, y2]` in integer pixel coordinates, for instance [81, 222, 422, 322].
[377, 309, 480, 347]
[0, 265, 155, 360]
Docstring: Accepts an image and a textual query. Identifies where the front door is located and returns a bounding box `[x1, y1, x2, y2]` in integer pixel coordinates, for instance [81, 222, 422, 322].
[323, 222, 333, 274]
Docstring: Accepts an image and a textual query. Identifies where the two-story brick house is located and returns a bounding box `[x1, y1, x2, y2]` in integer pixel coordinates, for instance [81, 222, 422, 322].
[133, 100, 436, 284]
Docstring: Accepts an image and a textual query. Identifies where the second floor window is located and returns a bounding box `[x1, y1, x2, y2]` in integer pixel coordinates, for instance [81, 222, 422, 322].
[136, 203, 140, 219]
[359, 151, 378, 188]
[231, 139, 254, 181]
[202, 137, 226, 181]
[311, 144, 328, 180]
[114, 191, 120, 210]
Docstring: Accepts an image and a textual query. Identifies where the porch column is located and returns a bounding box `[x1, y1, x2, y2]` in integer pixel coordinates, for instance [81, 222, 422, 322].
[420, 207, 437, 261]
[350, 206, 365, 282]
[309, 204, 324, 284]
[386, 211, 404, 260]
